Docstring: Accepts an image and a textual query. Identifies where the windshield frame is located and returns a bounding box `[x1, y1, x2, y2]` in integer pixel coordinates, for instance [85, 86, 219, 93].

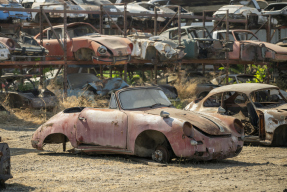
[117, 87, 172, 110]
[249, 88, 287, 108]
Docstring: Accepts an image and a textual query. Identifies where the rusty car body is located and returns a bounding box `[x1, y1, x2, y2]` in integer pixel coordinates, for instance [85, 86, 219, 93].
[213, 0, 273, 28]
[29, 0, 88, 23]
[34, 22, 133, 65]
[185, 83, 287, 146]
[32, 86, 244, 162]
[159, 26, 233, 60]
[0, 74, 57, 109]
[0, 137, 12, 189]
[213, 30, 287, 62]
[262, 2, 287, 26]
[128, 31, 185, 62]
[0, 32, 48, 60]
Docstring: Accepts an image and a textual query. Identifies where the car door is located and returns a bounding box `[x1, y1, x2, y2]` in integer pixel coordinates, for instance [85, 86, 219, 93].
[43, 28, 73, 60]
[75, 104, 128, 149]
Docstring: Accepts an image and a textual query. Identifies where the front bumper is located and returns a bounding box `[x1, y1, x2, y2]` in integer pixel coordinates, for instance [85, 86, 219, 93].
[181, 135, 244, 161]
[92, 55, 131, 65]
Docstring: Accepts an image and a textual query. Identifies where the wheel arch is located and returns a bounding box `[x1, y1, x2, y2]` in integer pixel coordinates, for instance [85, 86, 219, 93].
[134, 129, 174, 158]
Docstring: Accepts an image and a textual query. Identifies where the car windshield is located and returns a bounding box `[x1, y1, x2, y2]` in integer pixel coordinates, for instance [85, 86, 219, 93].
[237, 76, 260, 83]
[67, 24, 98, 38]
[119, 88, 172, 109]
[73, 0, 111, 5]
[67, 73, 99, 89]
[169, 27, 211, 40]
[234, 31, 259, 41]
[250, 88, 287, 108]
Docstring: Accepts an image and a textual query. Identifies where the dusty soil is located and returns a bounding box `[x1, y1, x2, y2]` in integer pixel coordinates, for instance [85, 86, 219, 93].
[1, 124, 287, 192]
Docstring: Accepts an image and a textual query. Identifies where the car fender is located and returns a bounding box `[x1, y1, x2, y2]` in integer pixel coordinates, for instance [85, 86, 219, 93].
[32, 111, 79, 150]
[126, 111, 192, 157]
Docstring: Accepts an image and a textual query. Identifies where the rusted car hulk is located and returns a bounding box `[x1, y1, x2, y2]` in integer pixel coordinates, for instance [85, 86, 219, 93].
[34, 22, 133, 65]
[213, 30, 287, 62]
[185, 83, 287, 146]
[32, 86, 244, 163]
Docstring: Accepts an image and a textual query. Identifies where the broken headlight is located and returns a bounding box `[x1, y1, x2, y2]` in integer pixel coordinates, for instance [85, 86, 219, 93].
[97, 45, 107, 55]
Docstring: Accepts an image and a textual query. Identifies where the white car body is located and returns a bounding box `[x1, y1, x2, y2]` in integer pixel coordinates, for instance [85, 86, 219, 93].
[0, 42, 10, 61]
[30, 0, 88, 22]
[213, 0, 276, 26]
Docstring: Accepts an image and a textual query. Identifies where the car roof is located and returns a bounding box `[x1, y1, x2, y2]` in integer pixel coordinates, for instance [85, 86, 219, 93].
[116, 86, 162, 94]
[209, 83, 278, 95]
[215, 30, 253, 33]
[163, 26, 206, 32]
[45, 22, 93, 30]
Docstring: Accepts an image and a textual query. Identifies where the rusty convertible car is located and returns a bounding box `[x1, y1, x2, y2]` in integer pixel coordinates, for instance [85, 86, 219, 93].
[34, 22, 133, 65]
[185, 83, 287, 146]
[32, 86, 244, 162]
[213, 30, 287, 62]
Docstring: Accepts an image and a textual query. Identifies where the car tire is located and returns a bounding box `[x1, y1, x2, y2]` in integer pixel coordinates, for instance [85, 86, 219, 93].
[151, 145, 171, 163]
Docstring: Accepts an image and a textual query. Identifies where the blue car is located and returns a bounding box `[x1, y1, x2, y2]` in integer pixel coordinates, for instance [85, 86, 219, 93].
[0, 1, 31, 22]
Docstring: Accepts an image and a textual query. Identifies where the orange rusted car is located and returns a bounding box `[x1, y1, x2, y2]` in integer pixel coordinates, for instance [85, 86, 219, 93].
[34, 22, 133, 65]
[213, 30, 287, 62]
[31, 86, 244, 163]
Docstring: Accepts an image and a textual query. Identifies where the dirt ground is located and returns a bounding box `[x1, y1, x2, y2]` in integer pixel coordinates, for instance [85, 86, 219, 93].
[0, 123, 286, 192]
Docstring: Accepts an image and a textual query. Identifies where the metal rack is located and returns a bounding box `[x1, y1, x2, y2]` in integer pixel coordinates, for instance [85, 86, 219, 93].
[0, 5, 276, 95]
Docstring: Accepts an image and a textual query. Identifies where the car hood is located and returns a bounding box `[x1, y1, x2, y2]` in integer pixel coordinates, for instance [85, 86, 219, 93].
[78, 4, 120, 12]
[214, 5, 251, 15]
[243, 40, 287, 54]
[258, 104, 287, 121]
[145, 107, 232, 136]
[80, 35, 131, 55]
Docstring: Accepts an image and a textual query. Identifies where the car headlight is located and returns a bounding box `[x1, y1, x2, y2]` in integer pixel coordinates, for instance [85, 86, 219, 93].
[183, 122, 193, 137]
[97, 45, 107, 55]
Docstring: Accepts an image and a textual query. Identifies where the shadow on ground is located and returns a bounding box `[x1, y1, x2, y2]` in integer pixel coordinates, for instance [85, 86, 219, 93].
[2, 183, 35, 192]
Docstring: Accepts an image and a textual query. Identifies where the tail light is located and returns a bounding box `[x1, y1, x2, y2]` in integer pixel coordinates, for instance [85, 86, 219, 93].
[3, 11, 8, 13]
[128, 43, 133, 51]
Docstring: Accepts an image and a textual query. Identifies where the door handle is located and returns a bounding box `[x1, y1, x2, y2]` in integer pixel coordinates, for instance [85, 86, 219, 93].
[46, 43, 50, 45]
[78, 117, 86, 121]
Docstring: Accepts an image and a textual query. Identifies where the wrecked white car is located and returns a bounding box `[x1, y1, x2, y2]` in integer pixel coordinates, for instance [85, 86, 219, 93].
[185, 83, 287, 146]
[30, 0, 88, 23]
[0, 42, 10, 61]
[213, 0, 275, 28]
[262, 2, 287, 26]
[128, 31, 185, 62]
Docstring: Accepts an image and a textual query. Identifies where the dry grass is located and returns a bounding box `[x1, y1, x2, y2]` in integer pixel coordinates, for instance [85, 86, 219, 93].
[174, 76, 209, 100]
[0, 84, 109, 126]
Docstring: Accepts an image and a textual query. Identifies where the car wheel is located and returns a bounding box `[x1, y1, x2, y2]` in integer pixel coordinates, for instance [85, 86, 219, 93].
[152, 145, 171, 163]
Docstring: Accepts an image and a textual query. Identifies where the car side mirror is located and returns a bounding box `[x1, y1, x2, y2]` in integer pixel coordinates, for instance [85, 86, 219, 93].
[160, 111, 170, 118]
[218, 106, 226, 114]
